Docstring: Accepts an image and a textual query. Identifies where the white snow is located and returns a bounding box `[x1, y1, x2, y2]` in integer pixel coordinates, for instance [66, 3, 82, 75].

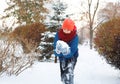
[0, 45, 120, 84]
[56, 40, 70, 55]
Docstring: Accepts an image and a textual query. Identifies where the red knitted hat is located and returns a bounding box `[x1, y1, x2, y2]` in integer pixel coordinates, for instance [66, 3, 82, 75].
[62, 18, 75, 31]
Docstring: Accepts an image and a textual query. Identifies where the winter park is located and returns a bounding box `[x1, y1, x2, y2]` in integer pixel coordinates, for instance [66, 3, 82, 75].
[0, 0, 120, 84]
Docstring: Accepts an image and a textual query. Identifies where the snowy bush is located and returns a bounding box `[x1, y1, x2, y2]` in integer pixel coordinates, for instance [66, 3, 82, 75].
[10, 23, 55, 61]
[0, 40, 36, 76]
[94, 18, 120, 69]
[11, 22, 46, 53]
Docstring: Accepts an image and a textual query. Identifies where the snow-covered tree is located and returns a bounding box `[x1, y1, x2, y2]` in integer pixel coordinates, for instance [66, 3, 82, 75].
[38, 0, 68, 62]
[46, 0, 68, 31]
[77, 0, 100, 49]
[2, 0, 51, 25]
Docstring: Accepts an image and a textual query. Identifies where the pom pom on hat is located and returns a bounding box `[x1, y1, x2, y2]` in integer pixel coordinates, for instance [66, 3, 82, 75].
[62, 18, 75, 31]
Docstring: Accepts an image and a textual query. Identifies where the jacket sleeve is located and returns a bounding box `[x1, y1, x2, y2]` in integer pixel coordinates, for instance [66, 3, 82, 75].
[64, 35, 79, 59]
[53, 33, 63, 57]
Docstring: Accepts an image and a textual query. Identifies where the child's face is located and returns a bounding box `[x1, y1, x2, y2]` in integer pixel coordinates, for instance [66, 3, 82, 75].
[63, 29, 71, 34]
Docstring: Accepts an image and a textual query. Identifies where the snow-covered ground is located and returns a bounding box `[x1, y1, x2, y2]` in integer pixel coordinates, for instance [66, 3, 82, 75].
[0, 45, 120, 84]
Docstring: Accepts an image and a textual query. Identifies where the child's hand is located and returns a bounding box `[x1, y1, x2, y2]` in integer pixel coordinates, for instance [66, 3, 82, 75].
[55, 41, 62, 54]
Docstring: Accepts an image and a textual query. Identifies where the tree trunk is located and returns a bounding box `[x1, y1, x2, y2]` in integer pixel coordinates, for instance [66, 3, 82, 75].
[0, 60, 3, 72]
[90, 28, 93, 49]
[54, 56, 57, 63]
[80, 28, 84, 44]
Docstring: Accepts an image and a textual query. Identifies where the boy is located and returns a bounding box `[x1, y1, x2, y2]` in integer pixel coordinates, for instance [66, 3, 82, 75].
[53, 18, 79, 84]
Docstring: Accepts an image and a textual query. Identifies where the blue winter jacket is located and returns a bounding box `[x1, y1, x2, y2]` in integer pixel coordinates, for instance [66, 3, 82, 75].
[53, 32, 79, 61]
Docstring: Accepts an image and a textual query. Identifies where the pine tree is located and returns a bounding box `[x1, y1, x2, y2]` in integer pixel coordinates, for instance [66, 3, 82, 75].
[46, 0, 68, 31]
[38, 0, 68, 62]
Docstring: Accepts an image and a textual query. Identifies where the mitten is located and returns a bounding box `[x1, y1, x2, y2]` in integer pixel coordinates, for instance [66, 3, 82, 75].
[61, 47, 70, 55]
[55, 40, 62, 54]
[55, 40, 71, 55]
